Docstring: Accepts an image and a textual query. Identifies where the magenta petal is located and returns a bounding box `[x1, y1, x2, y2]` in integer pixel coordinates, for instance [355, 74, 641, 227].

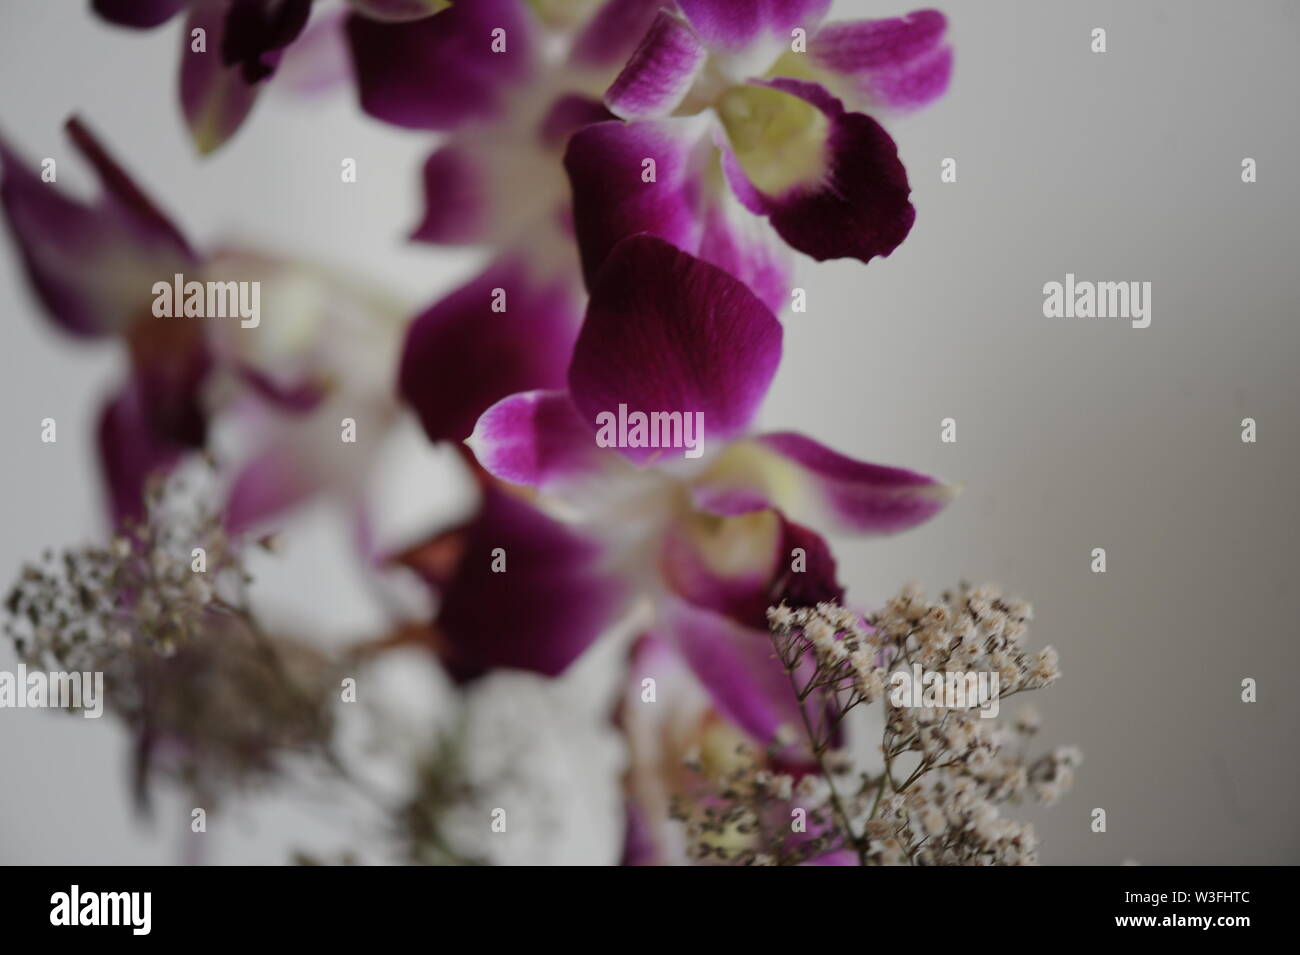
[564, 118, 793, 314]
[467, 390, 609, 491]
[722, 78, 914, 263]
[92, 0, 186, 29]
[694, 431, 955, 535]
[568, 236, 782, 465]
[224, 441, 319, 532]
[537, 93, 615, 148]
[696, 195, 792, 316]
[666, 598, 802, 745]
[761, 432, 952, 533]
[564, 117, 706, 290]
[570, 0, 665, 69]
[98, 382, 188, 526]
[811, 10, 952, 111]
[676, 0, 830, 53]
[403, 483, 627, 679]
[399, 258, 582, 444]
[604, 9, 707, 120]
[345, 0, 533, 130]
[409, 145, 488, 244]
[0, 120, 195, 337]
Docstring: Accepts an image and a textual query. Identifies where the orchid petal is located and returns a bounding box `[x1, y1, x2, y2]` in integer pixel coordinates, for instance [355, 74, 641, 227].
[676, 0, 831, 54]
[571, 0, 666, 69]
[665, 597, 803, 746]
[91, 0, 186, 29]
[467, 389, 612, 491]
[400, 258, 583, 444]
[345, 0, 533, 130]
[693, 431, 956, 535]
[604, 9, 708, 120]
[719, 78, 914, 263]
[810, 10, 952, 112]
[398, 483, 627, 679]
[0, 119, 195, 337]
[568, 235, 782, 466]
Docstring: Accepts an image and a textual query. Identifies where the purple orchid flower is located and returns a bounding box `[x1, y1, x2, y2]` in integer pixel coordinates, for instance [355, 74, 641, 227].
[433, 234, 957, 735]
[0, 117, 208, 522]
[372, 3, 666, 446]
[564, 4, 952, 311]
[0, 119, 409, 530]
[90, 0, 447, 152]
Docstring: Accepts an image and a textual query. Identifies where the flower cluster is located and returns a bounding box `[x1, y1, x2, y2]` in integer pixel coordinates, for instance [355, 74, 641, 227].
[0, 2, 1020, 866]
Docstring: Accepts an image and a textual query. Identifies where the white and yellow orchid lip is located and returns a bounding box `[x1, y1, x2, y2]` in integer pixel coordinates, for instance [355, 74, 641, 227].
[716, 81, 830, 196]
[718, 77, 915, 263]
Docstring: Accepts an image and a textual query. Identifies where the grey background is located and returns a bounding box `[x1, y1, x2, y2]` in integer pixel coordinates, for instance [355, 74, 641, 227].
[1, 1, 1297, 864]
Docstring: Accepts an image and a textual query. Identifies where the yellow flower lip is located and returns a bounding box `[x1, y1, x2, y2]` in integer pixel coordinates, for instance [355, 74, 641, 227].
[716, 84, 830, 196]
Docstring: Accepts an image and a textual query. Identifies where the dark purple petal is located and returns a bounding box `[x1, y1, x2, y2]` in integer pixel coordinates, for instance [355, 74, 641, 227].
[180, 1, 266, 153]
[665, 597, 803, 745]
[537, 93, 615, 148]
[92, 0, 187, 29]
[774, 518, 845, 609]
[564, 117, 707, 289]
[467, 390, 613, 491]
[98, 382, 189, 526]
[409, 145, 489, 244]
[570, 0, 664, 69]
[568, 236, 782, 465]
[345, 0, 533, 130]
[221, 0, 312, 82]
[604, 9, 707, 120]
[399, 257, 582, 444]
[564, 117, 792, 314]
[0, 118, 195, 337]
[721, 78, 914, 263]
[399, 482, 627, 679]
[676, 0, 830, 53]
[693, 431, 956, 535]
[810, 10, 952, 111]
